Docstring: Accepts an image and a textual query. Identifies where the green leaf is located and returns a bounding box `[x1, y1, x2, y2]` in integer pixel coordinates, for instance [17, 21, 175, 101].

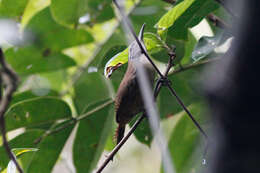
[10, 90, 58, 107]
[191, 32, 224, 62]
[12, 148, 39, 158]
[26, 7, 94, 51]
[3, 97, 72, 133]
[74, 72, 111, 114]
[50, 0, 114, 26]
[0, 0, 29, 18]
[104, 32, 164, 77]
[158, 66, 203, 119]
[50, 0, 88, 26]
[25, 121, 74, 173]
[5, 46, 76, 75]
[157, 0, 219, 40]
[130, 115, 152, 146]
[5, 148, 38, 173]
[0, 130, 44, 170]
[165, 104, 206, 173]
[73, 99, 114, 173]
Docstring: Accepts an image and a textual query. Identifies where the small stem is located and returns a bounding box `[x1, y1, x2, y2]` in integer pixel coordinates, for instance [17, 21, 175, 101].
[95, 115, 145, 173]
[0, 48, 23, 173]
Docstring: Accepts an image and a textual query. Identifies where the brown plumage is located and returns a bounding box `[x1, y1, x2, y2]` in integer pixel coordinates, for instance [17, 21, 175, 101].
[114, 24, 155, 144]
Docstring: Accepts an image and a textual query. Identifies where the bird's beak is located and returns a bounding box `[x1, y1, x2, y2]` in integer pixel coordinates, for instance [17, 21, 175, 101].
[138, 23, 146, 41]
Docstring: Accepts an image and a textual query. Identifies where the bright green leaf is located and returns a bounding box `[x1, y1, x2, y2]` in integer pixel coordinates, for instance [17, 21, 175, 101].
[3, 97, 72, 133]
[0, 0, 29, 18]
[157, 0, 219, 40]
[73, 99, 114, 173]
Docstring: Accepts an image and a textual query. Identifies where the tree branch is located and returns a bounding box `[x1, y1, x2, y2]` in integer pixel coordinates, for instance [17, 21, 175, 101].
[0, 48, 23, 173]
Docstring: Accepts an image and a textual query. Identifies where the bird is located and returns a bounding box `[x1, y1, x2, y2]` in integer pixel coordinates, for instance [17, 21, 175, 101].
[114, 24, 155, 144]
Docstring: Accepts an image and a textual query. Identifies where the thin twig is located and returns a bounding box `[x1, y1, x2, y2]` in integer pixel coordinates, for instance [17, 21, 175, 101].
[169, 57, 221, 76]
[0, 48, 23, 173]
[207, 13, 230, 30]
[95, 115, 145, 173]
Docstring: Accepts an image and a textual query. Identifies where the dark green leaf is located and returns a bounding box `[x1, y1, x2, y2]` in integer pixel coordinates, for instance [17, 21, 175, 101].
[3, 97, 72, 133]
[0, 130, 44, 170]
[164, 104, 207, 173]
[25, 121, 74, 173]
[158, 66, 203, 119]
[5, 46, 76, 75]
[74, 72, 111, 114]
[73, 99, 114, 173]
[130, 115, 152, 146]
[26, 7, 94, 51]
[10, 89, 58, 106]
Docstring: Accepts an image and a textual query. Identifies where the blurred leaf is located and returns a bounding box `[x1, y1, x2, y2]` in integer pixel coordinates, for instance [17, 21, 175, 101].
[5, 148, 38, 173]
[157, 0, 219, 40]
[158, 66, 203, 119]
[3, 97, 72, 133]
[191, 32, 223, 62]
[130, 0, 168, 33]
[0, 0, 29, 18]
[5, 46, 76, 75]
[74, 72, 111, 114]
[0, 130, 44, 170]
[73, 99, 114, 173]
[25, 120, 74, 173]
[26, 7, 94, 51]
[164, 104, 206, 173]
[10, 89, 58, 107]
[181, 31, 197, 64]
[104, 32, 164, 77]
[50, 0, 88, 26]
[129, 115, 152, 146]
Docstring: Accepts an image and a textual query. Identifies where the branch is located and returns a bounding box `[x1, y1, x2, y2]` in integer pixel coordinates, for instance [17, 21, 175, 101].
[169, 57, 222, 76]
[0, 48, 23, 173]
[207, 13, 231, 30]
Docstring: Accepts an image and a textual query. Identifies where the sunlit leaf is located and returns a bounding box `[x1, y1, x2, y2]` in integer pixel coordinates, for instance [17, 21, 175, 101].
[156, 0, 219, 40]
[0, 0, 29, 18]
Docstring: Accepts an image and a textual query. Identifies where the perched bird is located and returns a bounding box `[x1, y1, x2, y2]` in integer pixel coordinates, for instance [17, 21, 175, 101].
[115, 24, 155, 144]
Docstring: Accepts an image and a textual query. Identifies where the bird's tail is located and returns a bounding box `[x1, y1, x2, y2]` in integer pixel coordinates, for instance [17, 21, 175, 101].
[115, 124, 125, 145]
